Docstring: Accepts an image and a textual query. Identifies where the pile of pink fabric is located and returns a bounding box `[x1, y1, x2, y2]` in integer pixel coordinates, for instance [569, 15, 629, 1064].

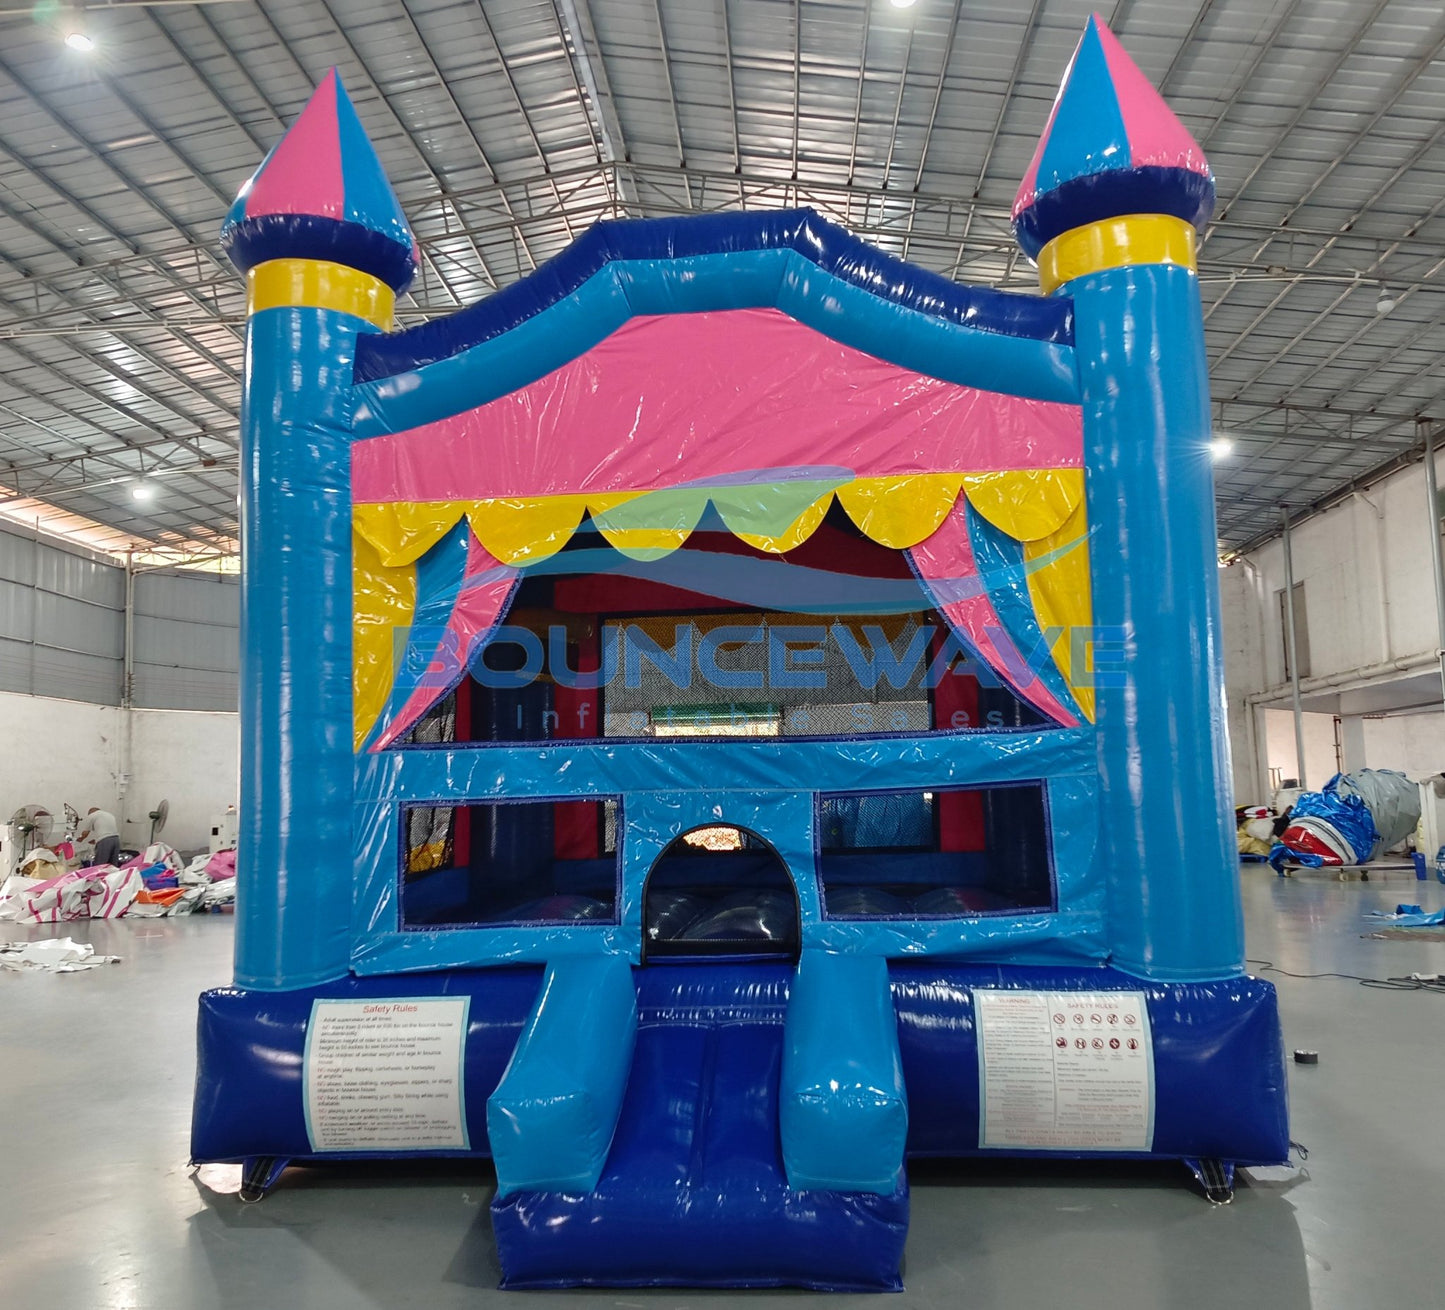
[0, 845, 239, 924]
[0, 865, 144, 924]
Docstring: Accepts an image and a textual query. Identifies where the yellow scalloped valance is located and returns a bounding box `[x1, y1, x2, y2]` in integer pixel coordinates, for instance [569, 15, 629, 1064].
[352, 469, 1084, 567]
[351, 467, 1096, 746]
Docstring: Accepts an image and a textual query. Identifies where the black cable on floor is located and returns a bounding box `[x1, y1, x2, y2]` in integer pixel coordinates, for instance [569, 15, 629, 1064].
[1248, 958, 1445, 993]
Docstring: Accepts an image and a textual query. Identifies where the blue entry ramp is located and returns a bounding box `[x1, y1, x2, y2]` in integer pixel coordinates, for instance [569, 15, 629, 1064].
[491, 962, 909, 1291]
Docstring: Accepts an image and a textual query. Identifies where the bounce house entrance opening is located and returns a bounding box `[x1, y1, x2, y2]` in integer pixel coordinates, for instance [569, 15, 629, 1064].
[643, 825, 800, 962]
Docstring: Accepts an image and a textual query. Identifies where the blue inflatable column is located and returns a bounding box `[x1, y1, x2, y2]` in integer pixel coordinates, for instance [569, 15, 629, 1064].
[1014, 18, 1242, 980]
[1064, 251, 1241, 979]
[218, 72, 420, 989]
[231, 279, 383, 989]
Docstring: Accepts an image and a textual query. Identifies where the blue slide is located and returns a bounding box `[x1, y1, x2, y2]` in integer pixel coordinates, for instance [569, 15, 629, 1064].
[488, 957, 910, 1291]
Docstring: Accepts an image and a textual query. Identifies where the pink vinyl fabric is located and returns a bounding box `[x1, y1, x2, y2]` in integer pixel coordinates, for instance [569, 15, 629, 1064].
[1095, 20, 1210, 174]
[353, 308, 1081, 504]
[243, 71, 344, 220]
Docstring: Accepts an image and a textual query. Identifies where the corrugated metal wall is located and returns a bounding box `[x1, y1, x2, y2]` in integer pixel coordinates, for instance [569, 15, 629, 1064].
[0, 525, 238, 711]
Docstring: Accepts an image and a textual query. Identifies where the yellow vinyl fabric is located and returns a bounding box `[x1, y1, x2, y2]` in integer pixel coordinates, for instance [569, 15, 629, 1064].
[352, 530, 418, 750]
[247, 258, 395, 328]
[1022, 499, 1095, 721]
[350, 468, 1098, 732]
[351, 470, 1086, 565]
[1036, 214, 1197, 296]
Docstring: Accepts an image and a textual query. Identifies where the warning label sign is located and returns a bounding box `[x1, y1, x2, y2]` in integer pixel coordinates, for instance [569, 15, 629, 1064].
[975, 990, 1154, 1151]
[304, 997, 470, 1153]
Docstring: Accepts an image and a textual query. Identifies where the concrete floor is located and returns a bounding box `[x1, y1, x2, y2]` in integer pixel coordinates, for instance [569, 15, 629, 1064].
[2, 868, 1443, 1310]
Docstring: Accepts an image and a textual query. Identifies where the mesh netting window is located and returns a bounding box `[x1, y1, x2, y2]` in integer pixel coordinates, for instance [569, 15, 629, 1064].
[397, 693, 457, 874]
[398, 796, 620, 929]
[602, 613, 934, 740]
[817, 783, 1054, 919]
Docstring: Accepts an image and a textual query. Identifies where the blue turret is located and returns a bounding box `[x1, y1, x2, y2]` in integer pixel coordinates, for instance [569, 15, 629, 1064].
[226, 74, 415, 989]
[1017, 18, 1241, 981]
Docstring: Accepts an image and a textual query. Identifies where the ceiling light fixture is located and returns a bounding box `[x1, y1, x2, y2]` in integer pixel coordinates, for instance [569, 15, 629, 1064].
[1209, 436, 1234, 459]
[130, 482, 156, 501]
[889, 0, 918, 8]
[64, 29, 94, 52]
[1376, 286, 1397, 315]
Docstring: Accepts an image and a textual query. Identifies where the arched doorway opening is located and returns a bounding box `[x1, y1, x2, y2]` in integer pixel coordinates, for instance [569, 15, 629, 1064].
[642, 824, 800, 962]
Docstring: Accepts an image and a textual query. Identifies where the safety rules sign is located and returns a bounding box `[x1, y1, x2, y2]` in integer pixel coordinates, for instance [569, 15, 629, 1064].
[975, 990, 1155, 1151]
[304, 997, 470, 1152]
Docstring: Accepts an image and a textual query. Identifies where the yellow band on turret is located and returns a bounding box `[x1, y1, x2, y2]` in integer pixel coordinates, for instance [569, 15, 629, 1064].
[1036, 214, 1197, 295]
[246, 259, 394, 328]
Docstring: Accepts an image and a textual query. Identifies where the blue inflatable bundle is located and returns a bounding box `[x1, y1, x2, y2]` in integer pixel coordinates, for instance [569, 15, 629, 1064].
[1270, 775, 1380, 869]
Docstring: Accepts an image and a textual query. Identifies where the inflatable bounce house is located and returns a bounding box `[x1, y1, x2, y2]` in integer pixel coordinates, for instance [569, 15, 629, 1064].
[192, 17, 1288, 1290]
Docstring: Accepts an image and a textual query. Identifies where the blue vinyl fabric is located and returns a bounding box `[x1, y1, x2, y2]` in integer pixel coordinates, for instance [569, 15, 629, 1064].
[781, 951, 907, 1193]
[891, 964, 1289, 1163]
[487, 955, 637, 1196]
[963, 502, 1085, 722]
[350, 224, 1080, 435]
[192, 962, 1288, 1170]
[360, 518, 484, 754]
[354, 207, 1071, 377]
[1032, 20, 1133, 201]
[492, 966, 908, 1292]
[350, 730, 1105, 971]
[351, 245, 1079, 434]
[1269, 776, 1379, 869]
[1011, 19, 1215, 258]
[1067, 260, 1246, 982]
[1014, 166, 1216, 261]
[191, 967, 544, 1162]
[234, 305, 368, 991]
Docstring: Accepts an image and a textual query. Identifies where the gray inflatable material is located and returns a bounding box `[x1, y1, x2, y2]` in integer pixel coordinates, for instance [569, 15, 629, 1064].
[1336, 768, 1420, 853]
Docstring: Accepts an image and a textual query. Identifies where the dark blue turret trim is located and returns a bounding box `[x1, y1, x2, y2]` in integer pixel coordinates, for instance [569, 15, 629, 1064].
[1013, 166, 1216, 260]
[221, 213, 417, 295]
[353, 208, 1073, 384]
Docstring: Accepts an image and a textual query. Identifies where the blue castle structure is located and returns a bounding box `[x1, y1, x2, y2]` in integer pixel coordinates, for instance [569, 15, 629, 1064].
[192, 21, 1288, 1290]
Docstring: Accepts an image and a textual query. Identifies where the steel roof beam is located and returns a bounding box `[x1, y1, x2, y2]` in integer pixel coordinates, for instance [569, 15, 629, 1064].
[652, 0, 687, 169]
[381, 0, 553, 258]
[250, 0, 503, 289]
[910, 0, 963, 193]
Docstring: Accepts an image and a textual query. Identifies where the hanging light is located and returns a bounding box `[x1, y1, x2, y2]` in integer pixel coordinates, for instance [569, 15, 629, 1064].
[889, 0, 919, 8]
[130, 483, 156, 501]
[60, 5, 94, 51]
[1376, 285, 1397, 314]
[1209, 436, 1234, 459]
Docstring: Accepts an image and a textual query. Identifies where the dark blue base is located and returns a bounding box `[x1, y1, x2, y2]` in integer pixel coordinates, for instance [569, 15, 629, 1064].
[492, 1013, 907, 1290]
[193, 962, 1289, 1169]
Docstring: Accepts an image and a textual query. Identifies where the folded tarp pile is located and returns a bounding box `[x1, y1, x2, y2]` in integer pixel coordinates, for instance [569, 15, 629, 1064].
[128, 848, 236, 917]
[1270, 769, 1420, 869]
[0, 845, 237, 923]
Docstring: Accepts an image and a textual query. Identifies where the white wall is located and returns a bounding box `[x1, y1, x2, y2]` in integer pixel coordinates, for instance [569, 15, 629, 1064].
[0, 690, 238, 853]
[1260, 707, 1339, 793]
[0, 693, 124, 834]
[127, 708, 239, 850]
[1221, 450, 1445, 791]
[1362, 710, 1445, 781]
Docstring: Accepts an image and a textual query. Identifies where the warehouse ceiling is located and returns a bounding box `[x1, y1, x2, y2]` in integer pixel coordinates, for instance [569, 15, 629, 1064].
[0, 0, 1442, 564]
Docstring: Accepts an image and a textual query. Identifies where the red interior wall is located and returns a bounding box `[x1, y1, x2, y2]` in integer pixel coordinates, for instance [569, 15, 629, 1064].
[552, 629, 602, 859]
[931, 630, 985, 851]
